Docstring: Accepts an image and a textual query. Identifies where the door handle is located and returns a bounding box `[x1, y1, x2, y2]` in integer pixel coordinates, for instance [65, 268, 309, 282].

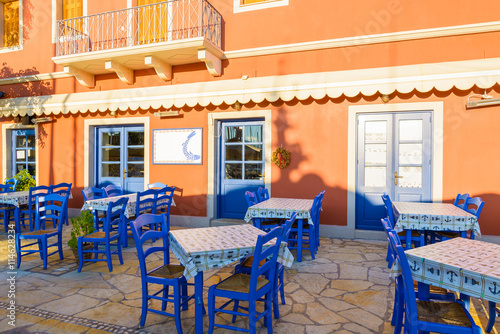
[394, 171, 403, 186]
[123, 169, 127, 179]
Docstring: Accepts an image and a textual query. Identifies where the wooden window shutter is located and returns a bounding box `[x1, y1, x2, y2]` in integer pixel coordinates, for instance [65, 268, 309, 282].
[4, 1, 19, 47]
[63, 0, 83, 20]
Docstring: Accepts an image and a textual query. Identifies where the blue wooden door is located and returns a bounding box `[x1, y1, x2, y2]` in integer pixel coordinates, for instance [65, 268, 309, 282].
[96, 126, 144, 193]
[356, 112, 432, 230]
[218, 121, 265, 219]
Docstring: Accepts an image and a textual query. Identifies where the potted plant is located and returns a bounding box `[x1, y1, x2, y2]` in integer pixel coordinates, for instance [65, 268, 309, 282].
[12, 169, 36, 191]
[68, 210, 95, 262]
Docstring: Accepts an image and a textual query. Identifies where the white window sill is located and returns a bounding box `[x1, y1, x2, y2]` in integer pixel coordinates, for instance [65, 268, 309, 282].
[0, 45, 23, 54]
[233, 0, 289, 13]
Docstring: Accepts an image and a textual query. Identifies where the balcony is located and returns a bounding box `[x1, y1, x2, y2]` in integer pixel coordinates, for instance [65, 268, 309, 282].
[52, 0, 223, 87]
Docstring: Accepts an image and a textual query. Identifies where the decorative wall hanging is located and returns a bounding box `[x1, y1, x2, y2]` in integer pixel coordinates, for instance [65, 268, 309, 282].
[271, 146, 290, 169]
[153, 128, 202, 164]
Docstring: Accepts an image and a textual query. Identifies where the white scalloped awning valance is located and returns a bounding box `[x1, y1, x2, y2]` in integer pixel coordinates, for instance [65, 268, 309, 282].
[2, 57, 500, 116]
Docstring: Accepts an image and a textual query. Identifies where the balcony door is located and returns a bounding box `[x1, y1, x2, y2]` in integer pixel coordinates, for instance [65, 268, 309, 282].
[355, 112, 432, 230]
[138, 0, 168, 44]
[96, 126, 145, 194]
[63, 0, 83, 31]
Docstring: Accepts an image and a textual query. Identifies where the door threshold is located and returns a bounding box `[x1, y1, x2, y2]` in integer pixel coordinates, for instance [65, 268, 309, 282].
[210, 218, 246, 227]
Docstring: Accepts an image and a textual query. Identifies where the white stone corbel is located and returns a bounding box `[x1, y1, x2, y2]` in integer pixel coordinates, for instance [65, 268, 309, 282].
[198, 49, 222, 77]
[105, 60, 134, 85]
[64, 66, 95, 88]
[144, 56, 172, 81]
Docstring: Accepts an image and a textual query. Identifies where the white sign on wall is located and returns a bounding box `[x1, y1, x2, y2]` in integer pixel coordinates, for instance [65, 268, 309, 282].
[153, 128, 202, 165]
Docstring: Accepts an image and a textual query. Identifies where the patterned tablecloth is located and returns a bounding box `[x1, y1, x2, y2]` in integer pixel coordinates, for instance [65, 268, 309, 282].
[168, 224, 294, 281]
[81, 193, 176, 218]
[393, 201, 480, 235]
[392, 238, 500, 303]
[0, 190, 73, 207]
[244, 198, 314, 225]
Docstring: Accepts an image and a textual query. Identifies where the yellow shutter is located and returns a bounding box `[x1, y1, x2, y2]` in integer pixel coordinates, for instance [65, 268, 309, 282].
[138, 0, 167, 44]
[63, 0, 83, 20]
[243, 0, 268, 4]
[4, 1, 19, 47]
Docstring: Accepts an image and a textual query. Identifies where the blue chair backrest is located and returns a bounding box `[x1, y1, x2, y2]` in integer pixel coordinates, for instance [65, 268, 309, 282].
[381, 193, 395, 228]
[148, 182, 167, 190]
[104, 184, 123, 197]
[130, 214, 169, 268]
[82, 187, 106, 201]
[245, 191, 259, 207]
[29, 185, 51, 206]
[136, 188, 157, 216]
[155, 186, 175, 216]
[5, 178, 18, 192]
[105, 197, 128, 234]
[51, 183, 72, 196]
[257, 187, 270, 202]
[0, 184, 11, 194]
[35, 193, 68, 232]
[282, 212, 298, 244]
[388, 231, 418, 326]
[250, 226, 284, 289]
[463, 197, 485, 218]
[453, 193, 470, 209]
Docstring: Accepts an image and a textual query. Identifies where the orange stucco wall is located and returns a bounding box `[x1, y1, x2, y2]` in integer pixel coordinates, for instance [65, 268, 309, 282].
[2, 0, 500, 235]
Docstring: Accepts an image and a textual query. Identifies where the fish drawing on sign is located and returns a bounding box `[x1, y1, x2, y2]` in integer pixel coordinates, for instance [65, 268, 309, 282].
[182, 131, 201, 161]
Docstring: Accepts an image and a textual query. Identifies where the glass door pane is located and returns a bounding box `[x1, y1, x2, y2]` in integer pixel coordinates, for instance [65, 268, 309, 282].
[126, 130, 144, 178]
[101, 131, 121, 177]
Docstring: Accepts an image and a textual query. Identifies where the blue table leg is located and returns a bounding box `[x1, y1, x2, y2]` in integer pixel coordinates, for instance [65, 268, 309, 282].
[486, 301, 497, 333]
[460, 293, 470, 311]
[195, 271, 204, 334]
[406, 229, 412, 250]
[14, 206, 20, 234]
[417, 282, 430, 300]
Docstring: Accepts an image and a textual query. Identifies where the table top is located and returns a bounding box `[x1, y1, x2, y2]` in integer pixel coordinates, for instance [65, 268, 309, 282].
[0, 190, 72, 207]
[399, 238, 500, 302]
[81, 193, 175, 218]
[244, 197, 314, 223]
[169, 224, 294, 281]
[393, 201, 480, 234]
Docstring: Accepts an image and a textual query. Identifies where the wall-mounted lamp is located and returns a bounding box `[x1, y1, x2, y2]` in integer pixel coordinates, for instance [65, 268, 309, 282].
[466, 92, 500, 109]
[381, 94, 391, 104]
[233, 101, 242, 111]
[0, 91, 5, 98]
[110, 110, 116, 116]
[154, 110, 179, 117]
[31, 117, 52, 124]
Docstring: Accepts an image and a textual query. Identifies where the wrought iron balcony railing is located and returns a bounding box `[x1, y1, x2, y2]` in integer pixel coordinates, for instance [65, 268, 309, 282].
[56, 0, 221, 57]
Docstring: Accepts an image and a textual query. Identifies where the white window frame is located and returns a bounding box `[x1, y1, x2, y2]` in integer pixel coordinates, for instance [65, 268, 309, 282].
[1, 123, 38, 181]
[0, 0, 23, 53]
[51, 0, 87, 43]
[233, 0, 288, 13]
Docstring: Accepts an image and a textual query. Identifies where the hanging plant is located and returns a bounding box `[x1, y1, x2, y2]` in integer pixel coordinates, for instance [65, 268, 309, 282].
[271, 146, 291, 169]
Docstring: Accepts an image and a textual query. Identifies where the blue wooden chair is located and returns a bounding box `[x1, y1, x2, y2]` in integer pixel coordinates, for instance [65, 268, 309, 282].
[16, 193, 68, 269]
[0, 184, 15, 232]
[246, 190, 281, 231]
[19, 185, 51, 231]
[234, 212, 297, 319]
[287, 194, 320, 261]
[382, 193, 425, 250]
[436, 196, 485, 242]
[103, 184, 123, 197]
[50, 183, 72, 226]
[454, 193, 470, 209]
[129, 213, 194, 332]
[124, 189, 157, 247]
[208, 226, 284, 334]
[5, 178, 18, 192]
[77, 197, 128, 272]
[256, 187, 270, 202]
[388, 230, 481, 334]
[381, 218, 455, 332]
[154, 186, 175, 216]
[82, 187, 107, 231]
[314, 190, 325, 249]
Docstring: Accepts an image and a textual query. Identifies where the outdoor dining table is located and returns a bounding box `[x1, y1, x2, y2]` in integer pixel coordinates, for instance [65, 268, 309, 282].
[392, 201, 480, 249]
[0, 190, 73, 232]
[391, 238, 500, 332]
[244, 197, 314, 262]
[81, 192, 176, 218]
[168, 224, 294, 334]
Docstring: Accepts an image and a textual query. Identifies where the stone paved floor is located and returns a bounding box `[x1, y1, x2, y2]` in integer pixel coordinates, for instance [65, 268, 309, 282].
[0, 225, 498, 334]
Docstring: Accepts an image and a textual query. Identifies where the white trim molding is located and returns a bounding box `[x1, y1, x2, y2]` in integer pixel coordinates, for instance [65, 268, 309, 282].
[347, 102, 444, 239]
[1, 123, 38, 183]
[233, 0, 288, 14]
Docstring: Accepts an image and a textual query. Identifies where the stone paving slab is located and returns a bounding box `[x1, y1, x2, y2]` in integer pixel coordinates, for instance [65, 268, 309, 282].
[0, 225, 498, 333]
